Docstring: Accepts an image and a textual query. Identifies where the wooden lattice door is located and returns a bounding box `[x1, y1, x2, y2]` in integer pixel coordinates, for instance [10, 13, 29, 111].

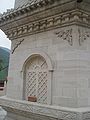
[25, 56, 48, 104]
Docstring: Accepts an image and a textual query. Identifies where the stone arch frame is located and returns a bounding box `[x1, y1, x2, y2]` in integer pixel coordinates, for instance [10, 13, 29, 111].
[22, 51, 53, 105]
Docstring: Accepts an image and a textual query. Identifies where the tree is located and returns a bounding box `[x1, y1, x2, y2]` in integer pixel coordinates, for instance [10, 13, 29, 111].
[0, 59, 3, 71]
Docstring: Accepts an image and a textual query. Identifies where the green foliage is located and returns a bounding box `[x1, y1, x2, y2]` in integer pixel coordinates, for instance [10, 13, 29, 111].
[0, 59, 3, 71]
[0, 47, 10, 81]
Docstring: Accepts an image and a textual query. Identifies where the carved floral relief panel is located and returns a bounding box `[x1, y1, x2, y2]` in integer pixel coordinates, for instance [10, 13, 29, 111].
[55, 27, 90, 46]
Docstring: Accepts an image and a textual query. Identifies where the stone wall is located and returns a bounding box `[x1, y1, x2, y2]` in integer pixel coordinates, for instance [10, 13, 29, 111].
[6, 24, 90, 108]
[1, 0, 90, 119]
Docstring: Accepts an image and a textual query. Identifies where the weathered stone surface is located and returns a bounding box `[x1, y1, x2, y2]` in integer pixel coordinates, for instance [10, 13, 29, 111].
[0, 0, 90, 120]
[0, 97, 85, 120]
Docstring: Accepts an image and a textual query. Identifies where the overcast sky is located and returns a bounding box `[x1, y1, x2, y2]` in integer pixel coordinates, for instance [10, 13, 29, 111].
[0, 0, 15, 49]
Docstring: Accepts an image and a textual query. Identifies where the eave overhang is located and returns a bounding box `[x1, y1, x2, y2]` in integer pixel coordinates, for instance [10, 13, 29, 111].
[0, 0, 90, 40]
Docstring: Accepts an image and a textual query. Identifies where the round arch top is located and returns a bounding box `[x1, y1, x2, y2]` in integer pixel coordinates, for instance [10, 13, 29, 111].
[22, 51, 53, 72]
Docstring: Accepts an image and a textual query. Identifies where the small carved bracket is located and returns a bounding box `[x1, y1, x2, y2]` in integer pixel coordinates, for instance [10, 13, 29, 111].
[55, 29, 73, 46]
[12, 39, 24, 54]
[78, 28, 90, 46]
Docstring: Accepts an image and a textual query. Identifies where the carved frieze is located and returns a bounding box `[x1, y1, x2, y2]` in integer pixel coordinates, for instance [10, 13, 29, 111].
[3, 10, 89, 40]
[0, 98, 79, 120]
[55, 29, 73, 46]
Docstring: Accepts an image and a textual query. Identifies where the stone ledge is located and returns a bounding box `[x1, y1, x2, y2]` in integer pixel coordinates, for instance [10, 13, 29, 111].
[3, 10, 90, 40]
[0, 97, 90, 120]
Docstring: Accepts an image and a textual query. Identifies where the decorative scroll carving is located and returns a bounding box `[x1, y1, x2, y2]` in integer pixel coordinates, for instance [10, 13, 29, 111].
[12, 39, 24, 54]
[78, 28, 90, 46]
[55, 29, 73, 46]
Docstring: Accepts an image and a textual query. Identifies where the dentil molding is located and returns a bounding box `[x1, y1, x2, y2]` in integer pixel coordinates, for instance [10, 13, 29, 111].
[4, 10, 90, 40]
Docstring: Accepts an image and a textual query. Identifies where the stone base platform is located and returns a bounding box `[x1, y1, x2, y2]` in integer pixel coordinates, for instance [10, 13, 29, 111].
[0, 97, 90, 120]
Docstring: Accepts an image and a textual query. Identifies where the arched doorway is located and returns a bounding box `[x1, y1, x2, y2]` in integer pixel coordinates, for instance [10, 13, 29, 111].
[24, 55, 48, 104]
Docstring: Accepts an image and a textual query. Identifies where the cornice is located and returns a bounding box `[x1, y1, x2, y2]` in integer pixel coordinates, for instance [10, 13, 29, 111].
[3, 10, 90, 40]
[0, 0, 77, 26]
[0, 0, 90, 40]
[0, 0, 67, 24]
[1, 0, 90, 25]
[0, 0, 55, 23]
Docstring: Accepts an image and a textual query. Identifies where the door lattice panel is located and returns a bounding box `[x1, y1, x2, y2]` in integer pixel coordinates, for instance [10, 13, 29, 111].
[25, 56, 48, 104]
[26, 72, 36, 98]
[38, 72, 47, 104]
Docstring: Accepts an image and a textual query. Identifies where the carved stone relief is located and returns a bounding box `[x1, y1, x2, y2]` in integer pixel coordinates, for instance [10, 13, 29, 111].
[78, 28, 90, 46]
[55, 27, 90, 46]
[1, 9, 89, 40]
[12, 39, 24, 54]
[55, 29, 73, 46]
[0, 98, 79, 120]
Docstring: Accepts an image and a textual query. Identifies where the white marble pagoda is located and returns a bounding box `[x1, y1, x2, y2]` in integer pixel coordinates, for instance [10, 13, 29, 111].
[0, 0, 90, 120]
